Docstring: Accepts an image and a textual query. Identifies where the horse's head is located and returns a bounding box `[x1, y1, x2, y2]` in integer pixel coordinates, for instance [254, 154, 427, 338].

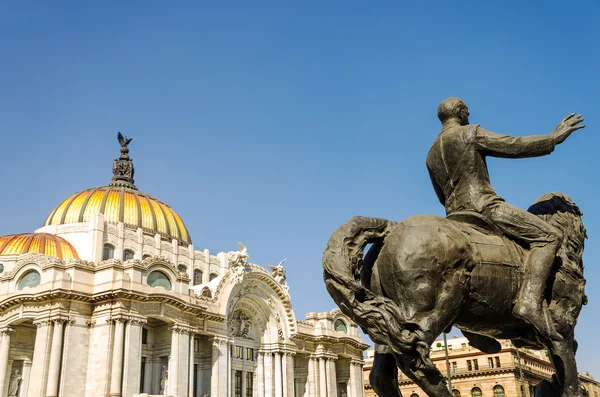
[528, 192, 587, 276]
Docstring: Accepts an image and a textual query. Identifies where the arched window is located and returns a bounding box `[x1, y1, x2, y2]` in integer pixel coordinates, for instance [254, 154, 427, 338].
[0, 263, 4, 273]
[202, 288, 212, 298]
[18, 270, 41, 290]
[178, 264, 187, 273]
[194, 269, 203, 285]
[453, 390, 461, 397]
[103, 244, 115, 260]
[411, 394, 419, 397]
[147, 271, 172, 291]
[209, 273, 218, 281]
[334, 319, 348, 333]
[123, 249, 135, 261]
[142, 254, 151, 260]
[471, 387, 482, 397]
[493, 385, 505, 397]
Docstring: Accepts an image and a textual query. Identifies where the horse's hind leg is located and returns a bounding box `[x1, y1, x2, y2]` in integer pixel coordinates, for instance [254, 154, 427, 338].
[395, 353, 452, 397]
[547, 336, 586, 397]
[370, 345, 403, 397]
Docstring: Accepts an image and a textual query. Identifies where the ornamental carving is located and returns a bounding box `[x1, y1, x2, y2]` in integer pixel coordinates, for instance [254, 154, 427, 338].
[228, 309, 253, 339]
[268, 259, 289, 296]
[227, 243, 251, 285]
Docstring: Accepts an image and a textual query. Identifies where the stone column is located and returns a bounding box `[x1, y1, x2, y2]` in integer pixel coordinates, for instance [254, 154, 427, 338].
[169, 326, 180, 396]
[348, 361, 356, 397]
[46, 320, 66, 397]
[152, 358, 162, 394]
[29, 321, 51, 397]
[18, 358, 32, 397]
[122, 319, 145, 396]
[307, 356, 316, 397]
[189, 333, 195, 397]
[264, 352, 273, 397]
[281, 353, 288, 397]
[274, 352, 283, 397]
[4, 359, 13, 397]
[109, 318, 126, 397]
[284, 353, 294, 397]
[143, 357, 153, 394]
[210, 336, 230, 397]
[327, 358, 337, 397]
[257, 351, 265, 397]
[318, 358, 327, 397]
[357, 362, 365, 397]
[0, 328, 13, 396]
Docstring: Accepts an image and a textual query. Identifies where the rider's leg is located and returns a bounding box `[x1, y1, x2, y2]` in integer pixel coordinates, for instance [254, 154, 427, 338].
[484, 202, 563, 341]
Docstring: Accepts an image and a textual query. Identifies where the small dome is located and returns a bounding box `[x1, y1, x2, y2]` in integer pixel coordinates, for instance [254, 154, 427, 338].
[44, 186, 191, 245]
[0, 233, 79, 260]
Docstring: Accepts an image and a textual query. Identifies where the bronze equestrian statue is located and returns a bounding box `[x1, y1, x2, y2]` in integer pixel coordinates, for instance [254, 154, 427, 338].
[323, 98, 587, 397]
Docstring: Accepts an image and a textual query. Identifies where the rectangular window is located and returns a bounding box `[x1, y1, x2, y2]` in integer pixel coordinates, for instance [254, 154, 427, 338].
[142, 328, 148, 344]
[448, 345, 453, 350]
[235, 371, 242, 397]
[452, 361, 457, 373]
[488, 357, 494, 368]
[235, 346, 244, 359]
[246, 348, 254, 361]
[194, 338, 200, 353]
[194, 364, 198, 396]
[495, 356, 501, 368]
[140, 357, 146, 392]
[461, 343, 466, 349]
[473, 359, 479, 370]
[246, 372, 254, 397]
[467, 360, 472, 371]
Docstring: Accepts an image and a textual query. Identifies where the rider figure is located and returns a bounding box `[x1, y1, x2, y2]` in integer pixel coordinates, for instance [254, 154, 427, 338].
[426, 97, 584, 342]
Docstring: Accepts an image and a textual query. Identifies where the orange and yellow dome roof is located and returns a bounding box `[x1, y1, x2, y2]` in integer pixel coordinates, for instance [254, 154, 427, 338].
[44, 186, 191, 245]
[0, 233, 79, 260]
[44, 133, 192, 245]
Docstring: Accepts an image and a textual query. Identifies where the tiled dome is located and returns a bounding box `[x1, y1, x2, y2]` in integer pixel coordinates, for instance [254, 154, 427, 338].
[44, 186, 191, 245]
[0, 233, 79, 260]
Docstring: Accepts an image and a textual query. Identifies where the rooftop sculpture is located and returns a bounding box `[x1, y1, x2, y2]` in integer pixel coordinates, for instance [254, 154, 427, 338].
[323, 98, 587, 397]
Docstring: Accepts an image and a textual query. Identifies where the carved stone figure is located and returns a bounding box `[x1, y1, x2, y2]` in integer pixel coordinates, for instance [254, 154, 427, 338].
[159, 365, 168, 395]
[323, 99, 587, 397]
[110, 132, 137, 189]
[269, 259, 289, 294]
[228, 242, 250, 284]
[8, 369, 21, 397]
[229, 310, 253, 338]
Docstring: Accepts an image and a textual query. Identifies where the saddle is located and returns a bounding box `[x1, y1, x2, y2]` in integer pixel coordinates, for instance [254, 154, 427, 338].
[447, 211, 504, 236]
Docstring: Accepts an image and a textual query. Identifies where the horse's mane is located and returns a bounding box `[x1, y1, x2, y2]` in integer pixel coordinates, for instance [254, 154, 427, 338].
[528, 192, 586, 277]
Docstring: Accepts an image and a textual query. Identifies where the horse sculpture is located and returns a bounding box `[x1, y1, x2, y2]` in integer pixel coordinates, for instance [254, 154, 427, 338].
[323, 192, 587, 397]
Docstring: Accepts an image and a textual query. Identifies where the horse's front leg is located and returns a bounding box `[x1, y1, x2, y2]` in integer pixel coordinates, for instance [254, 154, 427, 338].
[547, 336, 586, 397]
[370, 345, 403, 397]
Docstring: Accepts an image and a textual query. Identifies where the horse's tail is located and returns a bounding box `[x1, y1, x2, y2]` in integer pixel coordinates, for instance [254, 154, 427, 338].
[322, 216, 429, 359]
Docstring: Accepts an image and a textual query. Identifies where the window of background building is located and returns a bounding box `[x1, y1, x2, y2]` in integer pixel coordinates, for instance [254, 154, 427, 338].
[334, 319, 348, 333]
[123, 249, 134, 261]
[246, 372, 253, 397]
[467, 360, 472, 371]
[209, 273, 218, 281]
[235, 346, 243, 359]
[147, 271, 172, 290]
[493, 385, 506, 397]
[140, 357, 146, 393]
[234, 371, 242, 397]
[473, 359, 479, 370]
[178, 264, 187, 273]
[194, 269, 203, 285]
[142, 254, 151, 260]
[0, 263, 4, 273]
[246, 348, 254, 361]
[452, 361, 457, 373]
[495, 356, 501, 368]
[103, 244, 115, 260]
[142, 328, 148, 344]
[461, 343, 466, 349]
[410, 394, 419, 397]
[472, 387, 482, 397]
[453, 390, 461, 397]
[18, 270, 41, 290]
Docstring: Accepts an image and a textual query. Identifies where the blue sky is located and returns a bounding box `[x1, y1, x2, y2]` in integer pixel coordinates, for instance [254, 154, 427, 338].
[1, 1, 599, 375]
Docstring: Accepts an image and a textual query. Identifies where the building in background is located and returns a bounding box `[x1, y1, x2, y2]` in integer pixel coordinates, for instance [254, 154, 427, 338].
[0, 136, 368, 397]
[362, 336, 599, 397]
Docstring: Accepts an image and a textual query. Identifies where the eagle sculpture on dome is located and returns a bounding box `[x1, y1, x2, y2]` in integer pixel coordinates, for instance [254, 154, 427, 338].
[118, 132, 132, 148]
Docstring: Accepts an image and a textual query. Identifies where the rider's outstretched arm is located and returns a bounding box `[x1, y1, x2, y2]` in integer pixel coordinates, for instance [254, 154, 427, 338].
[472, 126, 556, 159]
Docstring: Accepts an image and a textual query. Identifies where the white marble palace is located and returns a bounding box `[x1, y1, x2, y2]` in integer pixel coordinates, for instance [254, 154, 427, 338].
[0, 135, 367, 397]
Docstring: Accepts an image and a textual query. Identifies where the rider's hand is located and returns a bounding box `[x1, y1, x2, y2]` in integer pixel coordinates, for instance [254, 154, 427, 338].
[551, 113, 585, 144]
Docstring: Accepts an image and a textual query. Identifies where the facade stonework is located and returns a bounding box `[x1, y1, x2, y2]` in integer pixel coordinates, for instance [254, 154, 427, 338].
[362, 336, 599, 397]
[0, 139, 368, 397]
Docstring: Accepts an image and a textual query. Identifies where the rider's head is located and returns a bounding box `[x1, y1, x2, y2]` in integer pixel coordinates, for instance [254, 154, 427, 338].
[438, 97, 469, 126]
